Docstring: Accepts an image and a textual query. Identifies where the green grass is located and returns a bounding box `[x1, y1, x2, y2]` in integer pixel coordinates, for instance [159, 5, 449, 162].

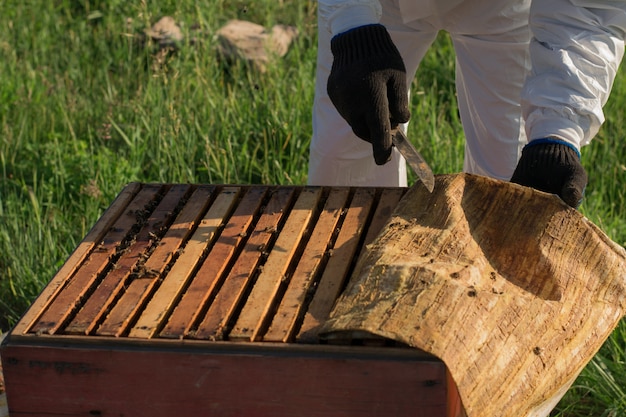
[1, 1, 624, 415]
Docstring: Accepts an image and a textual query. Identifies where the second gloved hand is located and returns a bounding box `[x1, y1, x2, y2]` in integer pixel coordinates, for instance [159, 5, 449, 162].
[327, 24, 410, 165]
[510, 138, 588, 208]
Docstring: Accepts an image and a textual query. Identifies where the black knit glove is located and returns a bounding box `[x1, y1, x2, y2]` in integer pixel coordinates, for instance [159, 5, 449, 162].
[510, 139, 588, 208]
[327, 24, 410, 165]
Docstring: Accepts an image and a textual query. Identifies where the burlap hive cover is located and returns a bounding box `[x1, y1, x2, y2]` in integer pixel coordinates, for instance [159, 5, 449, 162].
[321, 173, 626, 417]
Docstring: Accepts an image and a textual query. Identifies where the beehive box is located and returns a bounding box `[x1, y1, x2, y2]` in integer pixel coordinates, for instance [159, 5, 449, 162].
[1, 183, 461, 417]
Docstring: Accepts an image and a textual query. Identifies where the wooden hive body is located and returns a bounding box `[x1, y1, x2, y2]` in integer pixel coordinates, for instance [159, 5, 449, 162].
[1, 183, 461, 417]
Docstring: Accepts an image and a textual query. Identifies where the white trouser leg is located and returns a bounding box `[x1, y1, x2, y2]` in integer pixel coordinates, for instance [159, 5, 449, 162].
[446, 0, 532, 180]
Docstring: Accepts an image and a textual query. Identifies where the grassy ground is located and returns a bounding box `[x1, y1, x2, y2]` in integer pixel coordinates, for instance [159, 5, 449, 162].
[1, 1, 624, 415]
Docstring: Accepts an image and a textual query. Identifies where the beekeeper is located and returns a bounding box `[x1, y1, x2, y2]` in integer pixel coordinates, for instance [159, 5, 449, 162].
[308, 0, 626, 208]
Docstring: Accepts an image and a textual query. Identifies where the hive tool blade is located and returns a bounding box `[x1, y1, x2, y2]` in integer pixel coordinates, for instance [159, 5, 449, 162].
[392, 129, 435, 192]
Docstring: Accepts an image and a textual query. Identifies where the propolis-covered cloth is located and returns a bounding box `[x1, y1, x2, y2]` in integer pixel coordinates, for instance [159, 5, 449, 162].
[321, 173, 626, 417]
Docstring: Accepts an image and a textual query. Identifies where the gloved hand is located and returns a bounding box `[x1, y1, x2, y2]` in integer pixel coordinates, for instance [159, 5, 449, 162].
[327, 24, 410, 165]
[510, 138, 588, 208]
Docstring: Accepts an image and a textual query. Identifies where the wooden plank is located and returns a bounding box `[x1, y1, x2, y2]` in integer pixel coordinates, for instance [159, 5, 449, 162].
[64, 185, 190, 336]
[129, 187, 240, 339]
[193, 187, 295, 340]
[296, 188, 376, 343]
[361, 188, 405, 247]
[159, 187, 268, 339]
[15, 183, 143, 336]
[229, 188, 323, 342]
[28, 184, 162, 336]
[96, 186, 215, 337]
[1, 343, 449, 417]
[263, 188, 350, 343]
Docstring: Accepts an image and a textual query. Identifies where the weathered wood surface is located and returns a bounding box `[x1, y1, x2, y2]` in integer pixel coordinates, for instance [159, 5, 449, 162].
[1, 342, 448, 417]
[16, 184, 409, 343]
[297, 188, 378, 343]
[321, 173, 626, 417]
[159, 187, 269, 339]
[194, 187, 296, 341]
[130, 187, 239, 339]
[264, 188, 350, 343]
[29, 183, 160, 336]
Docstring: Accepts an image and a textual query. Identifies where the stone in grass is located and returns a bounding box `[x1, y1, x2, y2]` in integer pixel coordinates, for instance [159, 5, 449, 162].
[144, 16, 184, 50]
[216, 19, 299, 72]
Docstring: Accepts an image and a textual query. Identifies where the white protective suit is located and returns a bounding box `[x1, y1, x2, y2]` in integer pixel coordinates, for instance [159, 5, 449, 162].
[308, 0, 626, 187]
[523, 0, 626, 150]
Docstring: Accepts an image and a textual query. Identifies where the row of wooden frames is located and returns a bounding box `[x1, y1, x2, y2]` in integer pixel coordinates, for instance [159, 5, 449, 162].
[19, 183, 407, 344]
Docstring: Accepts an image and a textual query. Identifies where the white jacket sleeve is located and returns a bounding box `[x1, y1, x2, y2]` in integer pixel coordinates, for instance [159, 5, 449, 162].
[522, 0, 626, 149]
[318, 0, 382, 35]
